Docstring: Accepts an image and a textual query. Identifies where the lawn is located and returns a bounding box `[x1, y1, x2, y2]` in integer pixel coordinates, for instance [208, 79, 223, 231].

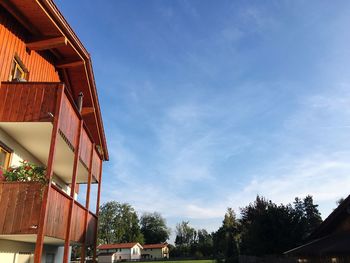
[140, 260, 215, 263]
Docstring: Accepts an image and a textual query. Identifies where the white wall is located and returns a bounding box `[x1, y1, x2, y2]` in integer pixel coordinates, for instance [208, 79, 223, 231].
[0, 128, 42, 167]
[0, 239, 63, 263]
[0, 128, 71, 194]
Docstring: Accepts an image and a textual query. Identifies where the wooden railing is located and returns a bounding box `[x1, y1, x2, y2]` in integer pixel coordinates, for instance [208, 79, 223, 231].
[0, 182, 96, 244]
[48, 185, 97, 243]
[0, 182, 42, 235]
[0, 82, 59, 122]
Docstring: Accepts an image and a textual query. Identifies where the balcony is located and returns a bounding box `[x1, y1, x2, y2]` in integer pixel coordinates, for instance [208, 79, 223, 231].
[0, 182, 97, 245]
[0, 82, 102, 184]
[0, 82, 102, 245]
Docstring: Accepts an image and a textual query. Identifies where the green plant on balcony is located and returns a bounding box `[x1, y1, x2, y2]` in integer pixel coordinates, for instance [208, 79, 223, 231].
[2, 160, 47, 184]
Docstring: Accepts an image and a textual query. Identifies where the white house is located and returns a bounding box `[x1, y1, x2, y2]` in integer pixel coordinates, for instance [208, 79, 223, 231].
[98, 243, 143, 263]
[142, 244, 169, 259]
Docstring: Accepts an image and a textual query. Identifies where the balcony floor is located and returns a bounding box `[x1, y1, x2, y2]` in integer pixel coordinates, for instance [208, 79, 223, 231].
[0, 234, 65, 245]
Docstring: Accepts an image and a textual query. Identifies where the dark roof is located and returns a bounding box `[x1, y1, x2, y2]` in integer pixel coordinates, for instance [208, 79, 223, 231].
[285, 194, 350, 256]
[309, 194, 350, 239]
[285, 232, 350, 256]
[98, 243, 142, 250]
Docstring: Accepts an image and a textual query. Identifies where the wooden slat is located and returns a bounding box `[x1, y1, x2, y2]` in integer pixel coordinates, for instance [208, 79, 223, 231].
[58, 92, 80, 148]
[45, 186, 70, 239]
[86, 213, 97, 245]
[0, 182, 42, 234]
[0, 82, 60, 122]
[79, 128, 92, 167]
[71, 202, 86, 243]
[0, 6, 60, 83]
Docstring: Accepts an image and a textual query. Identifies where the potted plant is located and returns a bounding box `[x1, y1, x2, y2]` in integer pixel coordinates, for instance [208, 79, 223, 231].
[3, 160, 47, 184]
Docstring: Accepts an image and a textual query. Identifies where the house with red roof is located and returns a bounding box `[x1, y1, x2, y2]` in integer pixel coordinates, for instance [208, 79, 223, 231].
[142, 243, 169, 260]
[97, 243, 143, 263]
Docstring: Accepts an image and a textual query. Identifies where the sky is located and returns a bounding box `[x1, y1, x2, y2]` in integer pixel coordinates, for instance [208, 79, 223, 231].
[56, 0, 350, 242]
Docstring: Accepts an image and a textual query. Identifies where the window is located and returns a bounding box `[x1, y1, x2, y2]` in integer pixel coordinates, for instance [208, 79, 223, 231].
[46, 253, 55, 263]
[9, 55, 28, 81]
[0, 143, 11, 172]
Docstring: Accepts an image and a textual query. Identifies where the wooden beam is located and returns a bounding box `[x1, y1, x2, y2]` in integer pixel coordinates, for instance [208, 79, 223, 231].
[81, 107, 95, 116]
[93, 159, 103, 262]
[63, 121, 83, 263]
[56, 60, 85, 68]
[26, 36, 68, 51]
[81, 143, 95, 263]
[34, 85, 65, 263]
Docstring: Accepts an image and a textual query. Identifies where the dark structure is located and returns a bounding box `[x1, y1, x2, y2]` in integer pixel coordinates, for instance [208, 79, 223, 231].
[285, 195, 350, 262]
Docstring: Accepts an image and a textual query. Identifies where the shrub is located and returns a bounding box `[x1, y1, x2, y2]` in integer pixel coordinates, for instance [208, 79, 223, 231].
[3, 160, 47, 184]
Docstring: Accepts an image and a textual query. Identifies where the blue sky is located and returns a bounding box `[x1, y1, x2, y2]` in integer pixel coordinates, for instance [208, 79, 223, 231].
[56, 0, 350, 241]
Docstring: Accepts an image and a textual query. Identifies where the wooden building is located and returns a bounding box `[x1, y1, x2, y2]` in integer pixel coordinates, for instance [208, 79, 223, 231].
[0, 0, 108, 262]
[285, 195, 350, 262]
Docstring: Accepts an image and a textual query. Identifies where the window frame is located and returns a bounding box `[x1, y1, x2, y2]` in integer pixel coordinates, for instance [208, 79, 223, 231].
[0, 141, 12, 172]
[9, 54, 29, 81]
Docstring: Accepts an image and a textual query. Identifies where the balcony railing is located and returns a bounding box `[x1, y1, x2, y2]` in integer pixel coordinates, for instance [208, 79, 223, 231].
[0, 182, 42, 235]
[0, 182, 97, 245]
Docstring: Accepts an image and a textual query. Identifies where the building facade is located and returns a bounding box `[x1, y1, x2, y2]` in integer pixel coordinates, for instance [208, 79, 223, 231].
[98, 243, 143, 263]
[142, 244, 169, 260]
[0, 1, 108, 263]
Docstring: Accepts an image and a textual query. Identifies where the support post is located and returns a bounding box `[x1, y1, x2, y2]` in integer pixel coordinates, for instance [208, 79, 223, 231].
[92, 158, 103, 262]
[80, 143, 95, 263]
[34, 85, 65, 263]
[63, 120, 83, 263]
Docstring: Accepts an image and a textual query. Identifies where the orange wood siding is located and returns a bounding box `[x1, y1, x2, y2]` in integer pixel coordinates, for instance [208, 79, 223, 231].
[0, 182, 42, 234]
[80, 128, 93, 167]
[58, 92, 80, 150]
[0, 82, 61, 121]
[45, 186, 70, 240]
[0, 6, 60, 84]
[86, 212, 97, 245]
[71, 201, 87, 243]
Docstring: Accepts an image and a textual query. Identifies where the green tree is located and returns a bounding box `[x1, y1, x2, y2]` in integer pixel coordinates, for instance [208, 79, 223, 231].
[213, 208, 239, 262]
[240, 196, 297, 255]
[98, 201, 144, 244]
[196, 229, 213, 257]
[239, 195, 323, 256]
[302, 195, 322, 237]
[174, 221, 197, 257]
[175, 221, 197, 247]
[140, 212, 171, 244]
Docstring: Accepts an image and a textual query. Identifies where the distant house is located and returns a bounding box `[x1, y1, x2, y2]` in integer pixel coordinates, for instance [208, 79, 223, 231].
[98, 243, 143, 263]
[285, 195, 350, 262]
[142, 243, 169, 260]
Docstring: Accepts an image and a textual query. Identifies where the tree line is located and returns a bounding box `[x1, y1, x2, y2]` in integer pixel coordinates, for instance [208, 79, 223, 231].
[98, 201, 171, 244]
[98, 195, 323, 262]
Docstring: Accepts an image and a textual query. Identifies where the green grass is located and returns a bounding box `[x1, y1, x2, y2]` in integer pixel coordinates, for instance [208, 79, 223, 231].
[142, 260, 215, 263]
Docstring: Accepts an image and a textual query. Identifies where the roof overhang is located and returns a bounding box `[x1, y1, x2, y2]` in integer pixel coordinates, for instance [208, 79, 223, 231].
[1, 0, 109, 160]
